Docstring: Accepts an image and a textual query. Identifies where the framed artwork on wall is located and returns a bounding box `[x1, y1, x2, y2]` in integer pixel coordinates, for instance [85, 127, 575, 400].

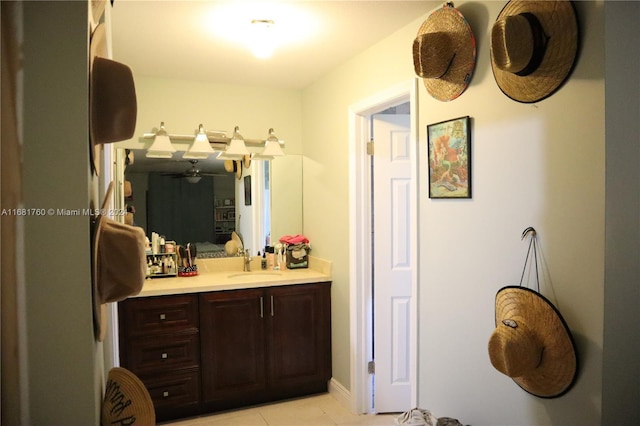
[427, 116, 471, 199]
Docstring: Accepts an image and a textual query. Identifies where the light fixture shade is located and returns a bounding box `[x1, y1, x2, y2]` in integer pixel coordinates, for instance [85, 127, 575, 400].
[185, 176, 202, 184]
[250, 19, 276, 59]
[216, 126, 249, 160]
[146, 122, 176, 158]
[253, 128, 285, 160]
[183, 124, 214, 159]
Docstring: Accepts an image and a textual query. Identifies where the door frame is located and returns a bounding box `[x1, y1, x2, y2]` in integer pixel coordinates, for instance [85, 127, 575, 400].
[348, 79, 419, 414]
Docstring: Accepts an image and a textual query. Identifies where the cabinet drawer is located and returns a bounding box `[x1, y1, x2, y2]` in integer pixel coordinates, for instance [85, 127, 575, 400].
[141, 369, 200, 414]
[120, 294, 198, 336]
[127, 332, 200, 374]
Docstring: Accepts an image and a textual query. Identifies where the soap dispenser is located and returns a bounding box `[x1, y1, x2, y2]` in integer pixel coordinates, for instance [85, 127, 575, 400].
[261, 251, 267, 270]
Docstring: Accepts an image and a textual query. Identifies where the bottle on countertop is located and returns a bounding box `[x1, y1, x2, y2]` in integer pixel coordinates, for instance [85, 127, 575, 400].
[261, 251, 267, 270]
[266, 246, 275, 270]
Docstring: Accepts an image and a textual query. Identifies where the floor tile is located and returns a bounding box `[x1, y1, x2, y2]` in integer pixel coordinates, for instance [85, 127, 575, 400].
[161, 393, 397, 426]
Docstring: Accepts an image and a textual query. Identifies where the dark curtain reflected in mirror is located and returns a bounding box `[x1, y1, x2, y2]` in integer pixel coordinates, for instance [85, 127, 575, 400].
[147, 173, 214, 245]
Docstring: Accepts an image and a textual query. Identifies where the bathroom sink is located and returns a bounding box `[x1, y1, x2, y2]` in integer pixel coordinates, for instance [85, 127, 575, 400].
[227, 271, 283, 279]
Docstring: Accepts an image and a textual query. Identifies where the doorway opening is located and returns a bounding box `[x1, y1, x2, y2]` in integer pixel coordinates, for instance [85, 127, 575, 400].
[348, 80, 418, 415]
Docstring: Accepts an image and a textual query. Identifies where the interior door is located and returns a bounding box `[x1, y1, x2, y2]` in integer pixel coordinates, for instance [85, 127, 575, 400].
[372, 113, 414, 412]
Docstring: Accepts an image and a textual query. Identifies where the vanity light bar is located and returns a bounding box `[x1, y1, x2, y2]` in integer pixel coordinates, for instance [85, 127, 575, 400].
[141, 129, 285, 150]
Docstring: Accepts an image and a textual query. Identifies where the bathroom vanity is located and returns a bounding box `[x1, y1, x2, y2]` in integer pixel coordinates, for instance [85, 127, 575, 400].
[118, 257, 332, 422]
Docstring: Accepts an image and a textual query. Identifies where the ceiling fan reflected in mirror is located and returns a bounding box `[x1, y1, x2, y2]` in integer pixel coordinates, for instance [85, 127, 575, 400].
[162, 159, 226, 183]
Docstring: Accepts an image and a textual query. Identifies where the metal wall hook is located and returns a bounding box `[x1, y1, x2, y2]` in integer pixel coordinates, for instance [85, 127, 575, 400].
[519, 226, 540, 292]
[521, 226, 537, 240]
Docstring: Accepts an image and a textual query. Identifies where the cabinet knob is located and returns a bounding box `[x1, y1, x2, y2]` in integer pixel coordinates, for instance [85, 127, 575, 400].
[159, 313, 166, 320]
[161, 352, 168, 359]
[163, 391, 169, 398]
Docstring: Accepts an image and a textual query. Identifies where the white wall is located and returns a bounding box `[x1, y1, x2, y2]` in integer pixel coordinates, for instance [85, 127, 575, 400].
[417, 2, 604, 424]
[303, 1, 610, 424]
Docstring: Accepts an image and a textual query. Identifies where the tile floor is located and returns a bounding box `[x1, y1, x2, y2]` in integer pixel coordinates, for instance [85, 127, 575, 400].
[161, 393, 399, 426]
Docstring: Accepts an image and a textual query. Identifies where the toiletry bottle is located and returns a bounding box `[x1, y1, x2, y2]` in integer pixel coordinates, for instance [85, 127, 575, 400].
[261, 251, 267, 270]
[267, 246, 275, 270]
[273, 245, 280, 271]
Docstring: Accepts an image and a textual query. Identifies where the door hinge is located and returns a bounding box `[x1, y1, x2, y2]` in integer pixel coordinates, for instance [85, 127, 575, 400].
[367, 140, 374, 156]
[368, 360, 375, 374]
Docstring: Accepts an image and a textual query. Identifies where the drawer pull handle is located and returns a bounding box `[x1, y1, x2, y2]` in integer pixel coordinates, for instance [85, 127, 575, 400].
[260, 296, 264, 318]
[161, 352, 168, 359]
[163, 391, 169, 398]
[159, 313, 166, 320]
[271, 295, 275, 317]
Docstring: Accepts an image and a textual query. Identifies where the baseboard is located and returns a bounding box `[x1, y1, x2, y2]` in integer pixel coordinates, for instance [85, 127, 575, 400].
[328, 377, 351, 411]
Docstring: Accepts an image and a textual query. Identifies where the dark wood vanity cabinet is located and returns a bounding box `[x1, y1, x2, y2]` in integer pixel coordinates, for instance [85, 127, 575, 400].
[199, 282, 332, 412]
[118, 282, 331, 422]
[118, 294, 202, 421]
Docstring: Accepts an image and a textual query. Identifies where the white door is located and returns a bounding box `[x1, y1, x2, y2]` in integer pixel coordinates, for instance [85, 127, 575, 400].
[372, 113, 415, 412]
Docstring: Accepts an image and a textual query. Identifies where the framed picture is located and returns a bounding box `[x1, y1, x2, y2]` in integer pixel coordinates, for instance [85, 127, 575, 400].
[244, 175, 252, 206]
[427, 116, 471, 199]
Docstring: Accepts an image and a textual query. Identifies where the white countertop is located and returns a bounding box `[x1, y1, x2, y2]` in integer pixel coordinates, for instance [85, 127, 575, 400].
[134, 256, 332, 297]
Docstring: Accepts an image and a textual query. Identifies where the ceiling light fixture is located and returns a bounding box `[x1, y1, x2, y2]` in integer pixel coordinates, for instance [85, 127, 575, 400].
[250, 19, 276, 59]
[145, 122, 176, 158]
[217, 126, 250, 160]
[253, 128, 285, 160]
[183, 124, 215, 159]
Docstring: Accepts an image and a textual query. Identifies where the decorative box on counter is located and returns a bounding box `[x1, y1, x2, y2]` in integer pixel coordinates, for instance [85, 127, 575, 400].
[285, 243, 309, 269]
[178, 265, 198, 277]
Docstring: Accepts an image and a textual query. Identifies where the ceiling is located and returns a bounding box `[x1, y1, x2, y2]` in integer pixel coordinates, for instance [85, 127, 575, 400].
[109, 0, 430, 90]
[110, 1, 430, 175]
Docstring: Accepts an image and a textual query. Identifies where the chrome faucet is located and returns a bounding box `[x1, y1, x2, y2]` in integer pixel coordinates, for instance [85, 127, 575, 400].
[243, 249, 251, 272]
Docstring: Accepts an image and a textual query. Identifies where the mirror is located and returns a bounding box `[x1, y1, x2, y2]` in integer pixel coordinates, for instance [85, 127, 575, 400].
[117, 148, 302, 258]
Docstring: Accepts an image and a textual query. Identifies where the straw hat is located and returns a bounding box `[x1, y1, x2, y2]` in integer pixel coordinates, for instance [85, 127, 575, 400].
[91, 182, 146, 341]
[490, 0, 579, 103]
[102, 367, 155, 425]
[488, 286, 577, 398]
[412, 2, 476, 102]
[89, 23, 137, 175]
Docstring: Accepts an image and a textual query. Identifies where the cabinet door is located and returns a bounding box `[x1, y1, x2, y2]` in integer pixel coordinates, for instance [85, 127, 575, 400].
[199, 289, 267, 408]
[267, 283, 332, 394]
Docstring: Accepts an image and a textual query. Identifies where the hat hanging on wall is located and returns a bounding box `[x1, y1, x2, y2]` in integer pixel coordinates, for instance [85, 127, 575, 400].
[487, 227, 577, 398]
[89, 0, 107, 31]
[91, 181, 146, 342]
[490, 0, 579, 103]
[89, 23, 137, 175]
[412, 2, 476, 102]
[488, 286, 578, 398]
[102, 367, 155, 425]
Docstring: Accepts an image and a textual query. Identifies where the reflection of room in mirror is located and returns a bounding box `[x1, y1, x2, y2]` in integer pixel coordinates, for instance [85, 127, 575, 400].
[116, 149, 303, 258]
[123, 149, 236, 258]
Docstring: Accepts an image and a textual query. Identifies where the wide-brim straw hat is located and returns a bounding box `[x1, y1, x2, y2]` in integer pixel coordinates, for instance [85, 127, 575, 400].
[412, 3, 476, 102]
[488, 286, 578, 398]
[102, 367, 155, 425]
[490, 0, 579, 103]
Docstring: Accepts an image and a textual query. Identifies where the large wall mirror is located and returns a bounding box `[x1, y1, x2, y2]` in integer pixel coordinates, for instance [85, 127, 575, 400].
[115, 146, 302, 258]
